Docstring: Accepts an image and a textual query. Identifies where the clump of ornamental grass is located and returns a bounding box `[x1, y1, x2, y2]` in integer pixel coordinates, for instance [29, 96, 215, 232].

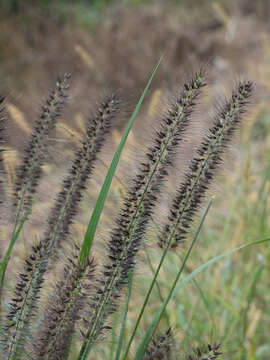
[78, 70, 206, 358]
[0, 63, 257, 360]
[3, 86, 120, 359]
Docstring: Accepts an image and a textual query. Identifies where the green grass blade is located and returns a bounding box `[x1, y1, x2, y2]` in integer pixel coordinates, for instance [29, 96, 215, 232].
[242, 264, 264, 342]
[133, 198, 214, 360]
[114, 270, 134, 360]
[143, 244, 170, 328]
[190, 277, 217, 338]
[172, 237, 270, 298]
[109, 311, 119, 359]
[135, 235, 270, 359]
[0, 208, 30, 305]
[79, 57, 162, 265]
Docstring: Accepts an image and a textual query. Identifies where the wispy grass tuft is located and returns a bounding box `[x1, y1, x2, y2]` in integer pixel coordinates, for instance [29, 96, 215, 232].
[0, 95, 7, 226]
[142, 328, 173, 360]
[0, 74, 71, 301]
[43, 93, 120, 259]
[2, 93, 120, 360]
[77, 70, 206, 359]
[33, 245, 95, 360]
[13, 73, 71, 225]
[159, 81, 253, 249]
[0, 63, 266, 360]
[125, 81, 253, 359]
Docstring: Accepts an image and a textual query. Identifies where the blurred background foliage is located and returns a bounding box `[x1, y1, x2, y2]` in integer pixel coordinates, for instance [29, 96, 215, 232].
[0, 0, 270, 359]
[1, 0, 270, 25]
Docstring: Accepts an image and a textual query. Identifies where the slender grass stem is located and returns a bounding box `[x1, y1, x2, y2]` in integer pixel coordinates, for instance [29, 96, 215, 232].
[79, 57, 163, 265]
[133, 198, 213, 360]
[77, 58, 163, 359]
[142, 244, 171, 328]
[78, 70, 205, 359]
[123, 82, 252, 358]
[114, 270, 134, 360]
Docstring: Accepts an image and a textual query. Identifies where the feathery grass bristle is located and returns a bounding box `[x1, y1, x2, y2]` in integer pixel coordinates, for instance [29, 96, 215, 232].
[143, 328, 173, 360]
[158, 81, 253, 249]
[43, 93, 120, 257]
[78, 71, 207, 354]
[0, 64, 256, 360]
[13, 73, 71, 220]
[3, 93, 120, 359]
[0, 96, 7, 214]
[187, 343, 222, 360]
[33, 245, 95, 360]
[3, 241, 44, 357]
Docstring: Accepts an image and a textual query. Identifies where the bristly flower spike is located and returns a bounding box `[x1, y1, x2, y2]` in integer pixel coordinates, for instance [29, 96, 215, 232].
[33, 244, 95, 360]
[3, 94, 120, 360]
[43, 94, 120, 257]
[13, 73, 71, 227]
[0, 96, 7, 219]
[187, 343, 222, 360]
[143, 328, 173, 360]
[159, 81, 253, 248]
[78, 70, 207, 358]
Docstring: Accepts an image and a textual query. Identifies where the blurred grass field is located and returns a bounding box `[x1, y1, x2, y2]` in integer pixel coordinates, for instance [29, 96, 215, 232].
[0, 0, 270, 359]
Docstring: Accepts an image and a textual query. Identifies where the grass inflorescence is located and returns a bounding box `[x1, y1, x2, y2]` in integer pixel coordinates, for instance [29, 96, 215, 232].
[0, 64, 267, 360]
[0, 96, 7, 218]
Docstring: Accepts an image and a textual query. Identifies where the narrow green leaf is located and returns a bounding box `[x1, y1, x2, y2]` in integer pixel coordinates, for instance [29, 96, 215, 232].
[109, 313, 118, 359]
[242, 264, 264, 341]
[172, 237, 269, 297]
[114, 270, 134, 360]
[143, 244, 170, 328]
[133, 198, 214, 360]
[190, 277, 217, 337]
[135, 235, 270, 359]
[79, 57, 162, 266]
[0, 208, 30, 305]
